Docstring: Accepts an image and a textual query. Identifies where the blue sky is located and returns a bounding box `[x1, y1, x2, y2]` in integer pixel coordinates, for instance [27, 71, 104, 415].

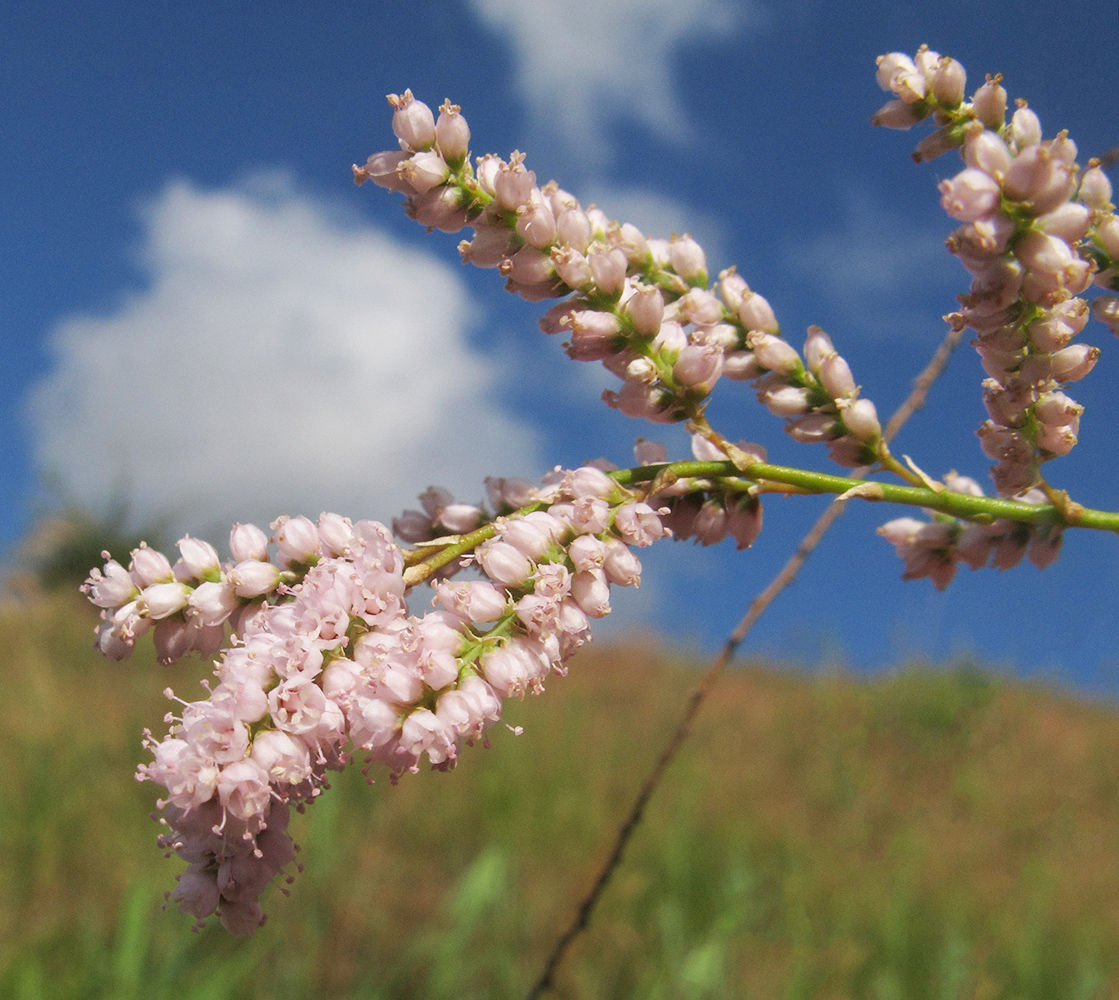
[4, 0, 1119, 690]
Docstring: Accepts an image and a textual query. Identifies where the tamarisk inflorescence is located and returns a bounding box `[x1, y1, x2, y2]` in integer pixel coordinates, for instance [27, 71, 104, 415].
[86, 470, 666, 933]
[87, 48, 1119, 934]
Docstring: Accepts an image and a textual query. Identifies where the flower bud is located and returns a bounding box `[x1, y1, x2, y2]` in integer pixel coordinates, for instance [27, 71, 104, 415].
[352, 151, 412, 193]
[718, 268, 749, 312]
[725, 497, 763, 550]
[176, 536, 221, 580]
[673, 343, 723, 391]
[398, 150, 450, 194]
[1009, 104, 1042, 149]
[614, 223, 651, 265]
[555, 208, 593, 251]
[1045, 343, 1099, 382]
[722, 350, 762, 380]
[437, 504, 485, 534]
[839, 398, 881, 442]
[407, 186, 469, 233]
[272, 515, 320, 564]
[738, 292, 778, 334]
[388, 90, 436, 151]
[875, 52, 925, 103]
[939, 168, 1001, 222]
[930, 55, 966, 107]
[871, 99, 920, 130]
[460, 224, 519, 268]
[587, 246, 628, 298]
[229, 523, 269, 563]
[230, 560, 283, 598]
[188, 580, 239, 627]
[130, 544, 174, 587]
[435, 99, 470, 169]
[759, 385, 812, 417]
[1078, 165, 1114, 212]
[668, 235, 707, 284]
[393, 509, 433, 543]
[1035, 202, 1091, 243]
[819, 350, 857, 400]
[747, 332, 801, 375]
[971, 76, 1007, 128]
[494, 154, 536, 212]
[963, 128, 1012, 178]
[477, 540, 533, 587]
[140, 581, 191, 619]
[551, 246, 592, 289]
[516, 194, 557, 249]
[624, 284, 665, 337]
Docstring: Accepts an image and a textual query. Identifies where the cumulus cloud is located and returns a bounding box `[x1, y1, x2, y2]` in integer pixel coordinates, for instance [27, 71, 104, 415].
[26, 174, 541, 537]
[467, 0, 760, 164]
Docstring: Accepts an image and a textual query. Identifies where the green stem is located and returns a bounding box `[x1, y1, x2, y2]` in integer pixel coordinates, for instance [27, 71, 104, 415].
[612, 461, 1119, 532]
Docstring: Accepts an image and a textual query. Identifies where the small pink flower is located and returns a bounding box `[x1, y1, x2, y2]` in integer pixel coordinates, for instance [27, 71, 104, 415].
[251, 730, 312, 785]
[938, 168, 1001, 222]
[571, 569, 611, 618]
[434, 580, 509, 623]
[177, 536, 221, 579]
[746, 332, 801, 375]
[388, 90, 436, 151]
[400, 708, 455, 766]
[613, 503, 665, 547]
[229, 523, 269, 562]
[494, 154, 536, 212]
[139, 581, 191, 620]
[435, 99, 470, 169]
[216, 759, 272, 823]
[84, 558, 137, 608]
[477, 539, 534, 587]
[668, 236, 706, 283]
[130, 544, 174, 586]
[230, 560, 283, 598]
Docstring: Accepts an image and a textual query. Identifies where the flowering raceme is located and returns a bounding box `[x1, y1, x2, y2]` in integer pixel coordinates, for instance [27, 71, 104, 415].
[88, 48, 1119, 934]
[870, 45, 1118, 585]
[86, 471, 667, 933]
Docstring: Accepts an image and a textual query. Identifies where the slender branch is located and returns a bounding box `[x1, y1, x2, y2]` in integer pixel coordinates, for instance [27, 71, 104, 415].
[524, 323, 965, 999]
[613, 461, 1119, 531]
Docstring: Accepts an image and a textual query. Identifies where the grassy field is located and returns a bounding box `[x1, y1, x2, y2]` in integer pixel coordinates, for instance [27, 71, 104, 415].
[2, 589, 1119, 999]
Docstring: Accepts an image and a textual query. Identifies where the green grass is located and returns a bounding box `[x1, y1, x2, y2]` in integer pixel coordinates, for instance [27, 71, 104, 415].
[2, 591, 1118, 998]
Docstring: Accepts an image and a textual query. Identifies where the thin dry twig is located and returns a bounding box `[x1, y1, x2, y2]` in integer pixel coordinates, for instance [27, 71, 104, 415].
[525, 322, 965, 1000]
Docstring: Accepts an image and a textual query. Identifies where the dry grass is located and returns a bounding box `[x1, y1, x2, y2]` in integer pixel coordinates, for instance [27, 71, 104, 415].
[2, 592, 1118, 998]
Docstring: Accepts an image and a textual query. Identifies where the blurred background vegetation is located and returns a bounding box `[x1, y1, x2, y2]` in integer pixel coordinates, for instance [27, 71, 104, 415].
[2, 516, 1118, 999]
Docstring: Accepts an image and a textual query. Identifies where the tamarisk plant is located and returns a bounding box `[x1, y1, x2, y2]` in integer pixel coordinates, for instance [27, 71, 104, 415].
[84, 47, 1119, 940]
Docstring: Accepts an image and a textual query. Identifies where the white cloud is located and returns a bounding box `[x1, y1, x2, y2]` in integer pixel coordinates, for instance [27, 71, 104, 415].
[26, 174, 541, 538]
[467, 0, 759, 163]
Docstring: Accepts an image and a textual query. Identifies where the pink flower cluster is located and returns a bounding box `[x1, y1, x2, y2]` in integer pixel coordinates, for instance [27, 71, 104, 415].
[82, 523, 298, 665]
[633, 436, 765, 550]
[87, 469, 666, 933]
[874, 46, 1119, 495]
[355, 91, 881, 466]
[877, 473, 1062, 590]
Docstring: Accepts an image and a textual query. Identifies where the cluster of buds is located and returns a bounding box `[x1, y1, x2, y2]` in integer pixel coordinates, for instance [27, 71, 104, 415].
[877, 474, 1062, 590]
[86, 468, 667, 933]
[874, 46, 1118, 495]
[82, 523, 307, 664]
[625, 436, 765, 550]
[355, 91, 881, 467]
